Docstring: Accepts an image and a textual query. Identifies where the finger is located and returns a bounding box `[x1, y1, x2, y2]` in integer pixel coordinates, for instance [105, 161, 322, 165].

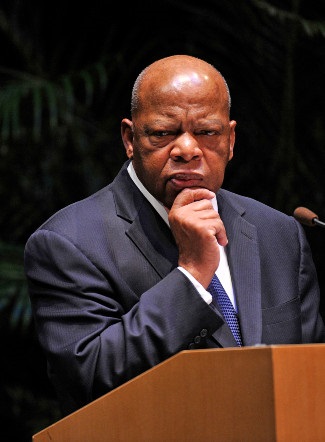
[215, 228, 228, 246]
[208, 217, 228, 246]
[172, 188, 216, 209]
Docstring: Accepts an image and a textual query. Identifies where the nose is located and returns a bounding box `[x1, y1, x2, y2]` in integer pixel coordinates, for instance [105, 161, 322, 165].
[170, 132, 202, 162]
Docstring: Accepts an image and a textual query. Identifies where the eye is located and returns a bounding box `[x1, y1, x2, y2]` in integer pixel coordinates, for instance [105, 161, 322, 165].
[151, 131, 171, 138]
[196, 129, 221, 136]
[145, 129, 177, 146]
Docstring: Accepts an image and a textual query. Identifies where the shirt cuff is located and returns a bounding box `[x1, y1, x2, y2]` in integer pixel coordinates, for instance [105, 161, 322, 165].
[178, 266, 212, 304]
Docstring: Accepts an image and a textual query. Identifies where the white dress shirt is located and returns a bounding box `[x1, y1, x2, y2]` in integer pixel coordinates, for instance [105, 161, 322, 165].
[127, 162, 237, 311]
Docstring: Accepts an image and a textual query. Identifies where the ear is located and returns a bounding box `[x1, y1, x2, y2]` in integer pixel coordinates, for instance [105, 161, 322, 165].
[228, 120, 236, 161]
[121, 118, 134, 159]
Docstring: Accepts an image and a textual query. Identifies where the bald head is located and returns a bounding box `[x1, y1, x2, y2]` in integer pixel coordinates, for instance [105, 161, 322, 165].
[131, 55, 231, 117]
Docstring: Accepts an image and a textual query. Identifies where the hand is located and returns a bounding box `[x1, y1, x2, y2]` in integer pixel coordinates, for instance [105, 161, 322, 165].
[168, 188, 228, 288]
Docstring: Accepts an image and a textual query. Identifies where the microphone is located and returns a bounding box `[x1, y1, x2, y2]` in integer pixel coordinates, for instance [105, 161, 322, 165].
[293, 207, 325, 228]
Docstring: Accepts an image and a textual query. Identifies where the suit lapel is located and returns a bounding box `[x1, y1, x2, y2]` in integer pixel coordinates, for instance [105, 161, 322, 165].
[126, 206, 178, 277]
[112, 162, 178, 278]
[217, 190, 263, 346]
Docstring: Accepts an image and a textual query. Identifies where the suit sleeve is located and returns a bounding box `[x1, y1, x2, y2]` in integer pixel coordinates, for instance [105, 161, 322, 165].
[24, 229, 221, 413]
[296, 220, 325, 343]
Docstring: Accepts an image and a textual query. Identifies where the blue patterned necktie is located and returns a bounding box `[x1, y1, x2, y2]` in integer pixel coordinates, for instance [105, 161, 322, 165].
[208, 274, 242, 346]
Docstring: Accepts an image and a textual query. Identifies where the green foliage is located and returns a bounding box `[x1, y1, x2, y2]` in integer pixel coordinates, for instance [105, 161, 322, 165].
[1, 384, 61, 440]
[0, 60, 112, 143]
[0, 241, 31, 331]
[252, 0, 325, 37]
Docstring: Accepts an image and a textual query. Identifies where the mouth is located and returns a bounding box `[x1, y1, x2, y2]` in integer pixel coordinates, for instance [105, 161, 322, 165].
[169, 173, 204, 190]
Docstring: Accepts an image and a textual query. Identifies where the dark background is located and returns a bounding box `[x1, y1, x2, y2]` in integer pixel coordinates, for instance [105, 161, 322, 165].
[1, 1, 325, 440]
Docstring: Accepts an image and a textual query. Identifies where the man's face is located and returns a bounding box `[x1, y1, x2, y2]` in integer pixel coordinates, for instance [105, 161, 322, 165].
[122, 71, 236, 209]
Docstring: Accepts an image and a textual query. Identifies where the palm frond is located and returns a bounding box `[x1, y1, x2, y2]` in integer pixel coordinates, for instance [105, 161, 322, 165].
[0, 58, 112, 142]
[250, 0, 325, 37]
[0, 241, 31, 331]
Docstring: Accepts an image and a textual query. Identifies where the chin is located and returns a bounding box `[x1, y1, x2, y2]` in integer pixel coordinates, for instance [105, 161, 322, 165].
[162, 194, 177, 210]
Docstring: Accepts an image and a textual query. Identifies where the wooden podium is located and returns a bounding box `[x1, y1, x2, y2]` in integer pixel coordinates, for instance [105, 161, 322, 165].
[33, 344, 325, 441]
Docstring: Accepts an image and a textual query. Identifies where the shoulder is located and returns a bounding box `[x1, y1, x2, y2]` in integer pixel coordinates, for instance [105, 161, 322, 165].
[38, 183, 114, 232]
[217, 189, 310, 259]
[218, 188, 275, 212]
[217, 188, 301, 236]
[32, 161, 134, 234]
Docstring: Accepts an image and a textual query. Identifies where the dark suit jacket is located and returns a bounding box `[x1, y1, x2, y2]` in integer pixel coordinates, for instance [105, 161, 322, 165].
[24, 160, 325, 415]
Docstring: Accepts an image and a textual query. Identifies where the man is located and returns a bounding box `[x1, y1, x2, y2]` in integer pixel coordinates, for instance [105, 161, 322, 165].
[24, 55, 325, 416]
